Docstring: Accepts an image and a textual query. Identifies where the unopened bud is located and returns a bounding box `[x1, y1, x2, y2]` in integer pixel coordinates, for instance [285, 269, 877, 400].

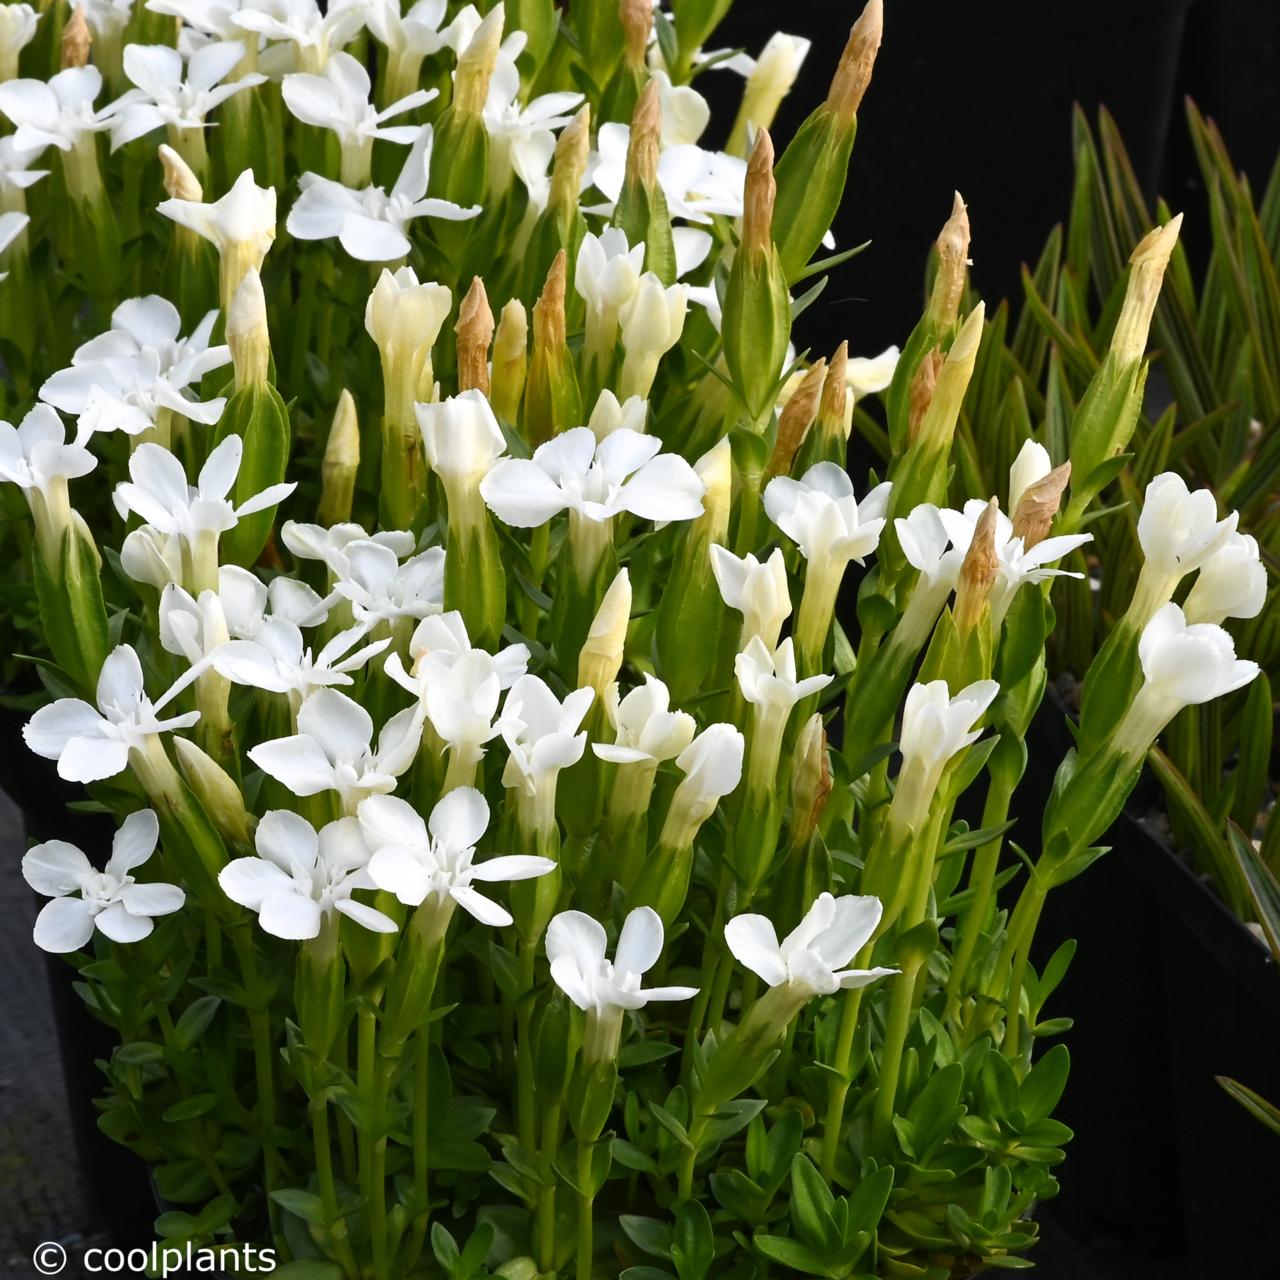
[791, 713, 832, 847]
[620, 0, 652, 68]
[826, 0, 882, 123]
[549, 104, 591, 215]
[491, 299, 528, 423]
[456, 277, 495, 395]
[453, 5, 505, 118]
[319, 390, 360, 525]
[694, 436, 732, 547]
[578, 568, 631, 697]
[916, 304, 983, 451]
[174, 736, 255, 850]
[625, 80, 662, 191]
[227, 266, 270, 389]
[926, 191, 970, 331]
[525, 250, 581, 443]
[728, 32, 811, 157]
[742, 127, 776, 257]
[158, 143, 202, 202]
[907, 347, 944, 443]
[1012, 461, 1071, 550]
[61, 5, 90, 69]
[1111, 213, 1183, 367]
[954, 498, 999, 633]
[766, 358, 825, 481]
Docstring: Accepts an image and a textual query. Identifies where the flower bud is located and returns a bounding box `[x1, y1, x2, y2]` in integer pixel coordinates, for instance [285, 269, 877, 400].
[925, 192, 971, 333]
[318, 390, 360, 526]
[61, 4, 91, 70]
[577, 568, 631, 699]
[765, 358, 825, 481]
[728, 32, 811, 157]
[1182, 533, 1266, 626]
[625, 79, 661, 192]
[825, 0, 882, 123]
[906, 347, 943, 444]
[227, 267, 270, 390]
[953, 498, 999, 634]
[791, 713, 832, 849]
[694, 436, 732, 548]
[614, 81, 676, 282]
[456, 276, 495, 396]
[524, 250, 582, 444]
[1111, 213, 1183, 368]
[620, 0, 652, 69]
[174, 736, 255, 851]
[548, 103, 591, 217]
[452, 5, 504, 119]
[618, 274, 687, 401]
[491, 299, 528, 423]
[159, 143, 202, 202]
[1008, 439, 1052, 512]
[1012, 461, 1070, 550]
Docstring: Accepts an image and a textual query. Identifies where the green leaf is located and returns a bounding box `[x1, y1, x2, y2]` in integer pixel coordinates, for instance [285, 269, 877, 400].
[1226, 822, 1280, 957]
[620, 1215, 673, 1261]
[752, 1232, 832, 1276]
[788, 1155, 835, 1251]
[162, 1093, 220, 1123]
[1019, 1045, 1071, 1124]
[1216, 1076, 1280, 1137]
[271, 1189, 327, 1227]
[172, 996, 222, 1051]
[672, 1199, 715, 1280]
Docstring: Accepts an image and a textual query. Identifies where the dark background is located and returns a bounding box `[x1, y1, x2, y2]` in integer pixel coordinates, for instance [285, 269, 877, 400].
[701, 0, 1280, 354]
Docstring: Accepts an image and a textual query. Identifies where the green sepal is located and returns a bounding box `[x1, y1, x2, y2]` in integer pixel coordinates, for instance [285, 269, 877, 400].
[33, 523, 110, 697]
[214, 380, 291, 567]
[772, 108, 856, 284]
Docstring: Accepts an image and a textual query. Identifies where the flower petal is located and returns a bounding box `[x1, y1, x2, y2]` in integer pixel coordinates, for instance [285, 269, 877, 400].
[22, 840, 94, 897]
[33, 897, 98, 953]
[106, 809, 160, 877]
[95, 899, 155, 944]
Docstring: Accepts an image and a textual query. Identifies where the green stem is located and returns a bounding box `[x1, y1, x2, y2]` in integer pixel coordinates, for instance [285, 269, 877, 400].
[403, 1022, 434, 1270]
[576, 1138, 595, 1280]
[818, 942, 874, 1180]
[358, 1009, 390, 1280]
[515, 940, 538, 1152]
[869, 960, 918, 1153]
[535, 1103, 564, 1272]
[312, 1099, 360, 1278]
[1001, 880, 1047, 1063]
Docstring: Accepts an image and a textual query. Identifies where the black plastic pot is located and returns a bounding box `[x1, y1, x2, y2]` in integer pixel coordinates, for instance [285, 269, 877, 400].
[0, 699, 156, 1251]
[1019, 700, 1280, 1277]
[701, 0, 1193, 353]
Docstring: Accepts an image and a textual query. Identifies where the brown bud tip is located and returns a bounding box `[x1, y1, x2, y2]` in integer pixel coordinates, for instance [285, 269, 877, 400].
[907, 347, 944, 443]
[928, 192, 971, 329]
[626, 79, 662, 190]
[742, 126, 776, 254]
[827, 0, 883, 121]
[768, 358, 826, 480]
[159, 143, 202, 202]
[818, 341, 850, 437]
[533, 250, 568, 351]
[621, 0, 653, 67]
[550, 103, 591, 209]
[1012, 461, 1071, 549]
[456, 277, 495, 395]
[956, 497, 1000, 630]
[61, 5, 91, 69]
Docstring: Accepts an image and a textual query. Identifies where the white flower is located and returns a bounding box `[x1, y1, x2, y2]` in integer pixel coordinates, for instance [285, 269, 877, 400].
[106, 42, 265, 149]
[219, 810, 397, 939]
[938, 499, 1091, 628]
[24, 645, 202, 784]
[1182, 532, 1267, 626]
[547, 908, 697, 1055]
[81, 0, 133, 44]
[0, 5, 39, 75]
[365, 0, 451, 62]
[331, 539, 445, 629]
[417, 387, 507, 496]
[40, 296, 231, 441]
[658, 721, 744, 849]
[0, 136, 49, 194]
[248, 686, 422, 813]
[618, 274, 688, 400]
[587, 390, 648, 441]
[214, 617, 390, 704]
[159, 581, 232, 667]
[480, 426, 704, 528]
[287, 125, 481, 262]
[592, 674, 696, 766]
[765, 463, 891, 568]
[281, 519, 416, 575]
[500, 674, 594, 828]
[113, 436, 296, 589]
[649, 68, 711, 147]
[283, 50, 434, 183]
[216, 563, 330, 635]
[1138, 472, 1239, 582]
[23, 811, 185, 952]
[359, 787, 553, 924]
[726, 892, 896, 998]
[146, 0, 253, 46]
[0, 404, 96, 559]
[1008, 439, 1052, 511]
[736, 636, 833, 790]
[728, 32, 810, 146]
[1114, 604, 1260, 757]
[365, 266, 452, 424]
[710, 546, 791, 651]
[232, 0, 369, 73]
[0, 66, 113, 153]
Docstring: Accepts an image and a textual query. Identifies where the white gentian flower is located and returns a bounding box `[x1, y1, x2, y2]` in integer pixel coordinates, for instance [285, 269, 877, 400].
[146, 0, 254, 48]
[120, 525, 185, 591]
[710, 546, 791, 651]
[937, 499, 1091, 629]
[219, 810, 397, 939]
[366, 266, 453, 427]
[548, 907, 698, 1061]
[24, 645, 202, 785]
[233, 0, 369, 73]
[618, 274, 688, 400]
[0, 404, 96, 563]
[577, 226, 644, 378]
[113, 436, 296, 592]
[40, 296, 231, 442]
[592, 674, 696, 767]
[736, 636, 833, 792]
[500, 674, 595, 835]
[107, 42, 265, 151]
[81, 0, 133, 45]
[891, 678, 1000, 830]
[0, 66, 112, 200]
[1008, 439, 1052, 511]
[287, 125, 481, 262]
[157, 167, 277, 308]
[366, 0, 452, 100]
[281, 519, 416, 575]
[587, 390, 648, 441]
[330, 540, 445, 630]
[214, 617, 390, 709]
[480, 426, 704, 580]
[248, 686, 422, 814]
[283, 50, 435, 185]
[892, 502, 965, 649]
[0, 5, 39, 82]
[213, 563, 329, 636]
[359, 787, 553, 925]
[726, 892, 896, 1002]
[23, 811, 185, 952]
[402, 610, 529, 687]
[0, 136, 49, 196]
[649, 68, 711, 147]
[1182, 532, 1267, 626]
[1113, 603, 1260, 758]
[1133, 472, 1240, 622]
[660, 722, 744, 849]
[726, 31, 811, 153]
[159, 581, 232, 666]
[417, 387, 507, 523]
